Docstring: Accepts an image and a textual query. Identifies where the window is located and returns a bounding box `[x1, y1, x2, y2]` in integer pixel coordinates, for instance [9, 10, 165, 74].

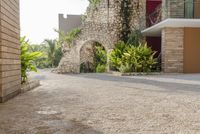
[185, 0, 194, 18]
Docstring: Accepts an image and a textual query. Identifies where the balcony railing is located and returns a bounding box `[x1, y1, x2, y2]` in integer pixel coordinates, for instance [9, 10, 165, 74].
[146, 0, 200, 27]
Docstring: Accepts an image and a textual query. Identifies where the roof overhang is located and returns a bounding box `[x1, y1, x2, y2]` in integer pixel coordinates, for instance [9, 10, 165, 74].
[142, 18, 200, 37]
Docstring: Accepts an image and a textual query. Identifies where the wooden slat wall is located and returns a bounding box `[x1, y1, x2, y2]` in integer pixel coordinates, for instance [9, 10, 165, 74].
[0, 0, 21, 102]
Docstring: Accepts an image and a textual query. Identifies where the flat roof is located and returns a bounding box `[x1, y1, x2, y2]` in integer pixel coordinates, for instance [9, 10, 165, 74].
[142, 18, 200, 37]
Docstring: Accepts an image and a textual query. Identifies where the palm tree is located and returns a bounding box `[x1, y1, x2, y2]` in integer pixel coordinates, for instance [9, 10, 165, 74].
[44, 39, 57, 68]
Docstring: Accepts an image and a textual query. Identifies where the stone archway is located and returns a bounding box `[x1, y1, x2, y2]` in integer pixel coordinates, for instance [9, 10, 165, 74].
[79, 40, 107, 73]
[54, 0, 120, 74]
[55, 34, 113, 74]
[55, 0, 146, 74]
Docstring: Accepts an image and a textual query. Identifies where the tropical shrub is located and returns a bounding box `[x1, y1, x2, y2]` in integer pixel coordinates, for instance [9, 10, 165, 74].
[110, 42, 157, 73]
[44, 39, 57, 67]
[94, 45, 107, 73]
[80, 44, 107, 73]
[29, 44, 51, 68]
[109, 41, 127, 70]
[119, 64, 132, 73]
[20, 37, 43, 83]
[122, 44, 157, 72]
[65, 28, 81, 44]
[96, 64, 106, 73]
[56, 28, 81, 47]
[54, 45, 63, 67]
[94, 45, 107, 66]
[43, 39, 63, 68]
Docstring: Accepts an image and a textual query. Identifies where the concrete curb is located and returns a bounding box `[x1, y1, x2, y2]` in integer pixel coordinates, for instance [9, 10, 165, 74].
[21, 80, 40, 93]
[108, 71, 162, 76]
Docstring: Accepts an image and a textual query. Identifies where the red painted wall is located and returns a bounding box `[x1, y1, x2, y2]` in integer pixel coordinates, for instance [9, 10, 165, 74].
[146, 0, 162, 27]
[146, 37, 161, 58]
[146, 1, 162, 58]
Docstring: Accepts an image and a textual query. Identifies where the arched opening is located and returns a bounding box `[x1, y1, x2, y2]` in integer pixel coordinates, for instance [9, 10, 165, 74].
[80, 41, 107, 73]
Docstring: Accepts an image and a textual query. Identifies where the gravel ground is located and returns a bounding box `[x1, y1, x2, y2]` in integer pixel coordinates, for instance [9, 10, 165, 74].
[0, 70, 200, 134]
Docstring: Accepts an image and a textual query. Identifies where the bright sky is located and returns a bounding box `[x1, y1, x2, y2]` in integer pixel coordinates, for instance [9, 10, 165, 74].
[20, 0, 89, 44]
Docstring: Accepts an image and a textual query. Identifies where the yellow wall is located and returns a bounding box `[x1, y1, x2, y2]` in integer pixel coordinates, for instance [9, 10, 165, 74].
[194, 2, 200, 18]
[184, 28, 200, 73]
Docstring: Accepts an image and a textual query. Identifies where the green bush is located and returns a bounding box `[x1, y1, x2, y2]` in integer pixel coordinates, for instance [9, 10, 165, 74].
[123, 44, 157, 72]
[94, 45, 107, 73]
[66, 28, 81, 44]
[80, 44, 107, 73]
[110, 42, 157, 73]
[94, 45, 107, 66]
[29, 44, 51, 69]
[96, 64, 106, 73]
[119, 64, 132, 73]
[42, 39, 63, 68]
[109, 41, 127, 70]
[56, 28, 81, 47]
[20, 37, 43, 83]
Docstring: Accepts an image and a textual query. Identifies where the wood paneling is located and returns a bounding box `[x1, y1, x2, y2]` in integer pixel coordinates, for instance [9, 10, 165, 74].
[184, 28, 200, 73]
[0, 0, 20, 102]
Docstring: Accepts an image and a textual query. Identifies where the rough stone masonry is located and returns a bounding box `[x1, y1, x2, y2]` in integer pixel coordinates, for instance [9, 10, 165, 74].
[55, 0, 146, 73]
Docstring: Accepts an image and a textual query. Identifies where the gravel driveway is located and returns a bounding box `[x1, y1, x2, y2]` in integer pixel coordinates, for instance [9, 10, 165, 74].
[0, 70, 200, 134]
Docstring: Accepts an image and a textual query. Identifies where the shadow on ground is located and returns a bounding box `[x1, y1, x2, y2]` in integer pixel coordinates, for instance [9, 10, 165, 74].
[68, 73, 200, 94]
[0, 119, 103, 134]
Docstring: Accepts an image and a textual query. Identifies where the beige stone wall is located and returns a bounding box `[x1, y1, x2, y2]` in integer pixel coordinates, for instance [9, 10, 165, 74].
[162, 0, 185, 19]
[161, 28, 184, 73]
[56, 0, 147, 73]
[129, 0, 146, 30]
[0, 0, 21, 102]
[80, 42, 95, 64]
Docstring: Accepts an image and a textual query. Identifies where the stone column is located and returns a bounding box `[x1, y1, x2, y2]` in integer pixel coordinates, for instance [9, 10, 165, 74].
[161, 28, 184, 73]
[0, 0, 21, 102]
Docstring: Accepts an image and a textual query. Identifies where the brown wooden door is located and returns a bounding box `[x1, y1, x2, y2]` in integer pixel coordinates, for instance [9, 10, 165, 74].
[194, 0, 200, 18]
[184, 28, 200, 73]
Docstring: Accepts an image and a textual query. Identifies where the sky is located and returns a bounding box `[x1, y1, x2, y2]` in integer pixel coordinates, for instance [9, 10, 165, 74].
[20, 0, 89, 44]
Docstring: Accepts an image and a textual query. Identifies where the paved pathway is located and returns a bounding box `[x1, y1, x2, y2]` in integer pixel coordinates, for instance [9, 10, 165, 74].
[1, 70, 200, 134]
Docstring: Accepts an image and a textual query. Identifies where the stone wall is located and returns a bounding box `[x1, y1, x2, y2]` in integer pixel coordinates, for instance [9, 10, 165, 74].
[162, 0, 185, 19]
[129, 0, 146, 30]
[56, 0, 146, 73]
[80, 41, 95, 64]
[161, 28, 184, 73]
[0, 0, 21, 102]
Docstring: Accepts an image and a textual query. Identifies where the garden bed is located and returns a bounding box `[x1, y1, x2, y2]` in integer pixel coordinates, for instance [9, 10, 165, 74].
[21, 79, 40, 93]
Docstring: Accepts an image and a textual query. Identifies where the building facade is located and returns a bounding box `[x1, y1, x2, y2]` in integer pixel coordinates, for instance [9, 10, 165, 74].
[59, 14, 82, 35]
[143, 0, 200, 73]
[0, 0, 21, 102]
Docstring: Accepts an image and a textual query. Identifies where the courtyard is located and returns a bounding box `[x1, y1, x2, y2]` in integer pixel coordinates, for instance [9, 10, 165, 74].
[0, 70, 200, 133]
